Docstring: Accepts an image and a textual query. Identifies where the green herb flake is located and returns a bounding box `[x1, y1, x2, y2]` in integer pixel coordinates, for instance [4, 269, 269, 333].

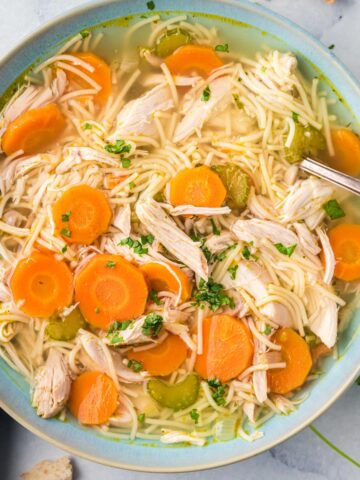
[263, 324, 272, 335]
[292, 112, 299, 123]
[328, 44, 335, 50]
[211, 219, 220, 236]
[201, 86, 211, 102]
[106, 260, 116, 269]
[121, 157, 131, 168]
[108, 320, 132, 334]
[274, 243, 297, 257]
[148, 289, 163, 306]
[128, 359, 143, 372]
[192, 278, 234, 312]
[80, 30, 90, 39]
[215, 43, 229, 53]
[142, 313, 163, 338]
[323, 199, 345, 220]
[260, 65, 267, 73]
[141, 234, 155, 245]
[129, 181, 136, 189]
[119, 236, 150, 255]
[190, 408, 199, 424]
[228, 264, 238, 280]
[207, 378, 227, 406]
[105, 139, 132, 155]
[138, 413, 146, 423]
[241, 245, 251, 260]
[61, 211, 71, 222]
[146, 0, 155, 10]
[232, 94, 243, 109]
[61, 245, 68, 254]
[60, 227, 71, 238]
[95, 307, 100, 314]
[83, 122, 92, 130]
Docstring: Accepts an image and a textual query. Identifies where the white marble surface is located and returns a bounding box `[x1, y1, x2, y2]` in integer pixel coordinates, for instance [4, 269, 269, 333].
[0, 0, 359, 478]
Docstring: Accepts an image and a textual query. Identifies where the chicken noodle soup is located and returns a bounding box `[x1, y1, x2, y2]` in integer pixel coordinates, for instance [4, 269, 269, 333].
[0, 12, 360, 447]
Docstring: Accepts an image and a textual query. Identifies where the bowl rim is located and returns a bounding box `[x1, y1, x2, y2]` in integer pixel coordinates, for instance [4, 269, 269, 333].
[0, 0, 360, 472]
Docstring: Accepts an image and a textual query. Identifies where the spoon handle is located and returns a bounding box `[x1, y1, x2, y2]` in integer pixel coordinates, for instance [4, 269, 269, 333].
[300, 157, 360, 196]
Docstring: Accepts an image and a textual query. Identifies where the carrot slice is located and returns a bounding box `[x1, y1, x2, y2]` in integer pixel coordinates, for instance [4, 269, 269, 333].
[75, 254, 148, 328]
[169, 166, 226, 208]
[268, 328, 312, 394]
[140, 262, 192, 302]
[2, 103, 65, 155]
[52, 184, 112, 245]
[165, 45, 223, 76]
[106, 174, 129, 189]
[68, 371, 118, 425]
[326, 129, 360, 176]
[127, 334, 188, 376]
[10, 252, 73, 318]
[195, 315, 254, 383]
[67, 52, 112, 105]
[328, 223, 360, 281]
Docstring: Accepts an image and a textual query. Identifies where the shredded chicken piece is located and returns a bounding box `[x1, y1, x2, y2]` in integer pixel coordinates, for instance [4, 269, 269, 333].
[113, 204, 132, 236]
[136, 199, 208, 279]
[173, 76, 232, 142]
[170, 205, 231, 216]
[108, 83, 174, 140]
[316, 227, 335, 284]
[160, 429, 206, 446]
[32, 349, 71, 419]
[223, 262, 293, 328]
[232, 218, 299, 247]
[309, 296, 338, 348]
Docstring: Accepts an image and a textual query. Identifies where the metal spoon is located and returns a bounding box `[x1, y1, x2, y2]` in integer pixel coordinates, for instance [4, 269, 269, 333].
[299, 157, 360, 196]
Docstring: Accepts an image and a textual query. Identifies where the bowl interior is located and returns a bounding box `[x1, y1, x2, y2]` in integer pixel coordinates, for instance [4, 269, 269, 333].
[0, 0, 360, 472]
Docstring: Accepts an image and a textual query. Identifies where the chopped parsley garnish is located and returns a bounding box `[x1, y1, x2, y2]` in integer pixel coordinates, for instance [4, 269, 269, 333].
[232, 94, 243, 109]
[127, 359, 143, 372]
[83, 122, 92, 130]
[241, 245, 251, 260]
[274, 243, 297, 257]
[292, 112, 299, 123]
[263, 324, 272, 335]
[148, 289, 163, 306]
[138, 413, 145, 423]
[192, 278, 234, 312]
[215, 43, 229, 53]
[216, 244, 237, 262]
[211, 219, 220, 235]
[261, 65, 267, 73]
[207, 379, 227, 406]
[61, 245, 68, 254]
[121, 157, 131, 168]
[146, 0, 155, 9]
[328, 44, 335, 50]
[95, 307, 100, 314]
[190, 408, 199, 424]
[105, 139, 132, 155]
[323, 199, 345, 220]
[60, 227, 71, 238]
[106, 260, 116, 268]
[227, 264, 238, 280]
[119, 235, 154, 255]
[142, 313, 163, 338]
[61, 211, 71, 222]
[201, 86, 211, 102]
[107, 320, 132, 345]
[80, 30, 90, 39]
[129, 181, 136, 189]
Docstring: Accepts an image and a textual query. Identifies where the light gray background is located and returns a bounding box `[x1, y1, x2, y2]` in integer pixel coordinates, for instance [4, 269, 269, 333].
[0, 0, 359, 478]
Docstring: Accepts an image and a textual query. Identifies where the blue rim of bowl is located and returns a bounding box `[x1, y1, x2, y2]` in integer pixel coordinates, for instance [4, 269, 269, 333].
[0, 0, 359, 472]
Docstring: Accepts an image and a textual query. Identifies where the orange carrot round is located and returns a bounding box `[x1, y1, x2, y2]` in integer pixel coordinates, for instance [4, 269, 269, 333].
[127, 334, 187, 376]
[68, 371, 118, 425]
[140, 262, 192, 302]
[67, 52, 112, 105]
[326, 129, 360, 176]
[10, 252, 73, 318]
[327, 223, 360, 281]
[165, 45, 223, 76]
[52, 184, 112, 245]
[268, 328, 312, 394]
[2, 103, 65, 155]
[195, 315, 254, 383]
[170, 166, 226, 208]
[75, 254, 148, 328]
